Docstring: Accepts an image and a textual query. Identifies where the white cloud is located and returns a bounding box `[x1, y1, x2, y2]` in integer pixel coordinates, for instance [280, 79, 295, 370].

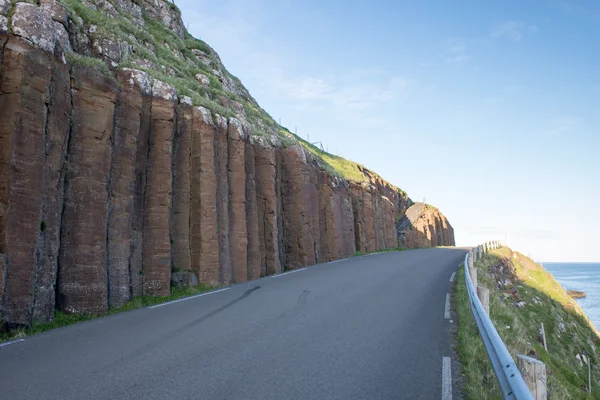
[443, 39, 470, 64]
[492, 21, 538, 42]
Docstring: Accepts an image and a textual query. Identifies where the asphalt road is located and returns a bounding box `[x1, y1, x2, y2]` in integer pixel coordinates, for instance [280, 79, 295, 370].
[0, 248, 466, 400]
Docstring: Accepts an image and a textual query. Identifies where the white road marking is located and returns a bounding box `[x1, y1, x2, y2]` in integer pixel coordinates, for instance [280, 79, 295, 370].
[328, 259, 343, 264]
[0, 339, 25, 348]
[449, 272, 456, 282]
[270, 268, 305, 278]
[444, 293, 451, 319]
[149, 288, 230, 308]
[442, 357, 452, 400]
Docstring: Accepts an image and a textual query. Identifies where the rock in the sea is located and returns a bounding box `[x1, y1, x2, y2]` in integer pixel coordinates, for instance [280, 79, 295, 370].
[567, 290, 586, 299]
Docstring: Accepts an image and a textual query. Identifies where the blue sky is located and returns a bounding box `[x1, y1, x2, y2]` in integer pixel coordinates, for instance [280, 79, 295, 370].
[177, 0, 599, 262]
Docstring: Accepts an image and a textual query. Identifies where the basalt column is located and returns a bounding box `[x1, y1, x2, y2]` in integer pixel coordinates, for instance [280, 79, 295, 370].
[130, 73, 153, 297]
[58, 66, 116, 315]
[191, 107, 220, 286]
[255, 140, 282, 276]
[282, 146, 314, 269]
[227, 118, 248, 282]
[245, 139, 260, 281]
[105, 69, 147, 308]
[0, 38, 51, 326]
[215, 115, 232, 284]
[142, 81, 176, 296]
[32, 51, 72, 323]
[317, 171, 331, 262]
[363, 189, 377, 253]
[170, 99, 193, 284]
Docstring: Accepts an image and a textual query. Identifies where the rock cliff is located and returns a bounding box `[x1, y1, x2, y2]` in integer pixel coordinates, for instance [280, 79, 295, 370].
[0, 0, 455, 328]
[397, 203, 455, 249]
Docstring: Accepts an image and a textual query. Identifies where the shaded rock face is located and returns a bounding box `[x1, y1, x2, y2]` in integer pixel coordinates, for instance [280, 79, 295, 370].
[0, 6, 455, 326]
[397, 203, 456, 249]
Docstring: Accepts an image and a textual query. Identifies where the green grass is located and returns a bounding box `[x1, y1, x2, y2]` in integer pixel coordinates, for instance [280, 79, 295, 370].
[55, 0, 410, 190]
[0, 283, 216, 344]
[455, 248, 600, 399]
[66, 52, 112, 76]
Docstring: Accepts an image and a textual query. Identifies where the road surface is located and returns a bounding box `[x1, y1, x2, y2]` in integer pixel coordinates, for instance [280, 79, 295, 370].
[0, 248, 466, 400]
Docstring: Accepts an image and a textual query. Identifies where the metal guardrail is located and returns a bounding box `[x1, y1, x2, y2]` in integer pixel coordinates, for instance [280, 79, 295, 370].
[464, 244, 534, 400]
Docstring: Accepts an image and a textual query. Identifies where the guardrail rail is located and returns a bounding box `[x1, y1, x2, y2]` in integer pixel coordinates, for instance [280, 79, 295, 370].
[464, 242, 535, 400]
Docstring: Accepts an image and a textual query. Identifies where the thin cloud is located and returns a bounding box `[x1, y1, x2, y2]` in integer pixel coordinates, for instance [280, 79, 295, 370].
[492, 21, 538, 42]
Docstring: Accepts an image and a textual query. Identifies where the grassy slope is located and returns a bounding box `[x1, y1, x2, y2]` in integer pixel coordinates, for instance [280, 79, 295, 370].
[456, 248, 600, 399]
[38, 0, 406, 191]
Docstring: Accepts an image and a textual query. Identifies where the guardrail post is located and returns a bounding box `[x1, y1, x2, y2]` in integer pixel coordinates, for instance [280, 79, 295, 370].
[469, 266, 478, 289]
[477, 286, 489, 314]
[470, 250, 475, 266]
[516, 355, 547, 400]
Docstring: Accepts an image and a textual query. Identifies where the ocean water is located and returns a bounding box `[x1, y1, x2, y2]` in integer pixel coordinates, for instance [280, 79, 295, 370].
[544, 263, 600, 328]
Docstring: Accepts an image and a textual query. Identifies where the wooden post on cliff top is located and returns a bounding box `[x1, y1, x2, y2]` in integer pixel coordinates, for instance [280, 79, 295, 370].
[517, 355, 547, 400]
[540, 322, 548, 352]
[477, 286, 489, 314]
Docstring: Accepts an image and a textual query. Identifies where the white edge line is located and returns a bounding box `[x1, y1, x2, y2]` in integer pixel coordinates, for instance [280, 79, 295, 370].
[444, 293, 451, 319]
[0, 338, 25, 348]
[149, 287, 231, 309]
[328, 259, 343, 264]
[449, 272, 456, 282]
[442, 357, 452, 400]
[270, 268, 305, 278]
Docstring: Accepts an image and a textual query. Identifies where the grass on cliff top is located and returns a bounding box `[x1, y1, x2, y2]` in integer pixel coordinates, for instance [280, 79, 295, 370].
[56, 0, 406, 188]
[456, 248, 600, 399]
[0, 283, 215, 344]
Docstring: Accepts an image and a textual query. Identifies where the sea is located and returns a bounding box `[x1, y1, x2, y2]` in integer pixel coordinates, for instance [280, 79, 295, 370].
[544, 263, 600, 328]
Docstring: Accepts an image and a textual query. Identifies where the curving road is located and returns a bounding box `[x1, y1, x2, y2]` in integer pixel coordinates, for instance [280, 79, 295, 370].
[0, 248, 466, 400]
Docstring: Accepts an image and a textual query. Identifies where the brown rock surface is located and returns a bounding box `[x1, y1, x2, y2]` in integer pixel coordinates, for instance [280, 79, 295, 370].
[130, 71, 153, 298]
[105, 69, 146, 308]
[32, 53, 71, 323]
[0, 38, 50, 326]
[245, 140, 261, 280]
[227, 118, 247, 282]
[58, 65, 116, 315]
[282, 146, 315, 268]
[255, 140, 282, 276]
[191, 107, 220, 286]
[142, 80, 176, 296]
[171, 101, 192, 278]
[215, 115, 231, 284]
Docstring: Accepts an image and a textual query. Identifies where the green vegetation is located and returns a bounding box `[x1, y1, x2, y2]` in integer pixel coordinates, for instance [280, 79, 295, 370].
[0, 283, 216, 344]
[53, 0, 408, 188]
[455, 248, 600, 399]
[66, 52, 112, 76]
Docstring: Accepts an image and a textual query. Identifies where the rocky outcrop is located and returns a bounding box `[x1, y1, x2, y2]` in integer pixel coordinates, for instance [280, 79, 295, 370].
[0, 0, 455, 329]
[397, 203, 456, 249]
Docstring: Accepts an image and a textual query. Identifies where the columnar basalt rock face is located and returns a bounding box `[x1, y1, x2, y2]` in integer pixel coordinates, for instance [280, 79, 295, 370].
[245, 141, 261, 281]
[105, 69, 144, 309]
[0, 0, 456, 326]
[0, 38, 50, 326]
[397, 204, 456, 249]
[171, 100, 192, 282]
[255, 140, 282, 276]
[32, 51, 71, 323]
[130, 72, 153, 298]
[58, 66, 116, 315]
[227, 118, 248, 282]
[142, 80, 176, 296]
[215, 115, 232, 284]
[192, 107, 220, 286]
[282, 146, 315, 269]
